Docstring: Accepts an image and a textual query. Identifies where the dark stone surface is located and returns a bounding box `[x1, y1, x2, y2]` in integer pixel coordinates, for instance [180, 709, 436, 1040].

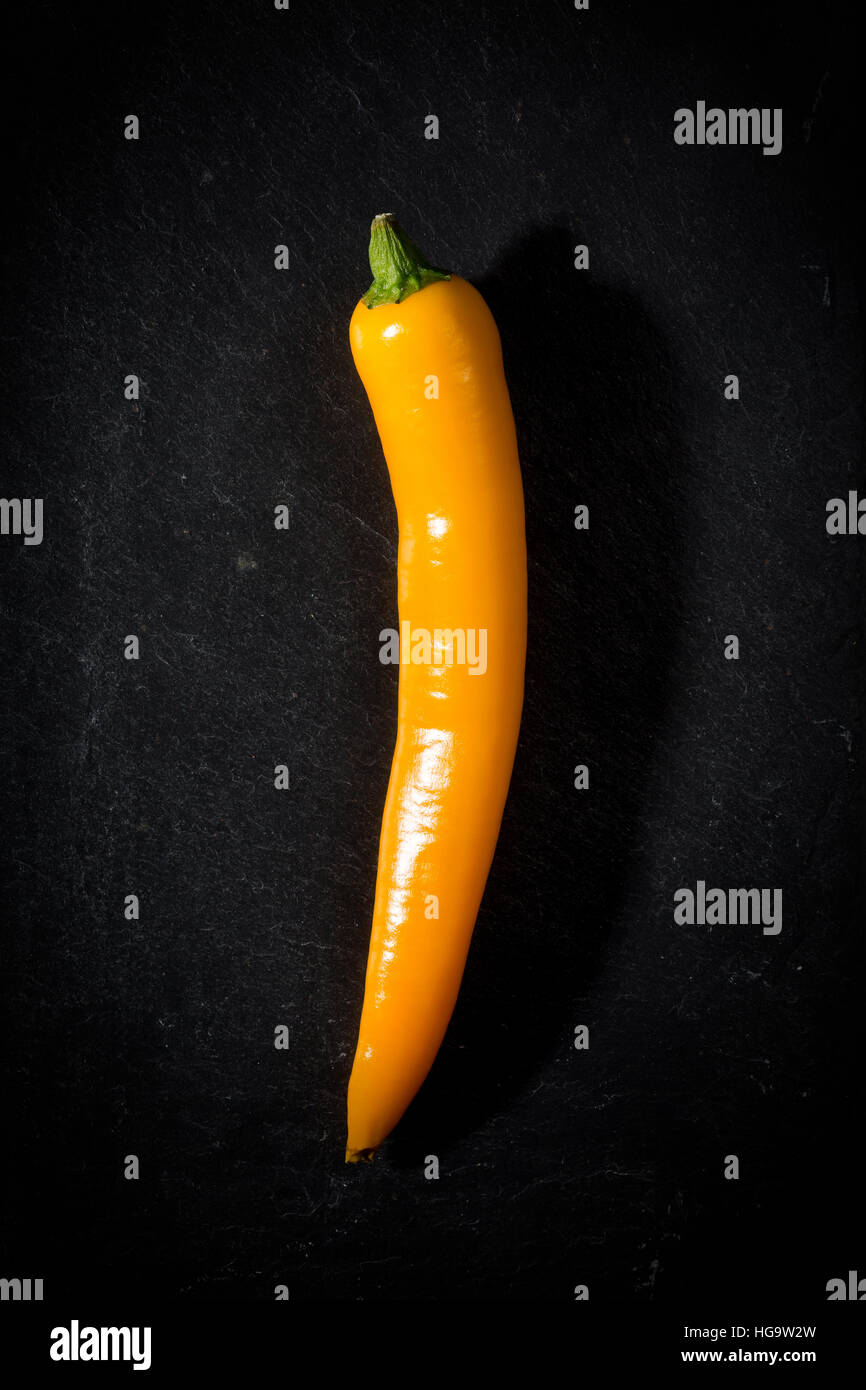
[1, 0, 862, 1303]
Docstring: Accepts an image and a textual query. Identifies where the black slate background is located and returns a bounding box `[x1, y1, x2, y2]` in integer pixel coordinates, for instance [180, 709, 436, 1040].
[1, 0, 863, 1304]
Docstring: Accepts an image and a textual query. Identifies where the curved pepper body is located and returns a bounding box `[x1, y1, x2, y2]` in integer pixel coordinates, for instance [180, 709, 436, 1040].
[346, 270, 527, 1160]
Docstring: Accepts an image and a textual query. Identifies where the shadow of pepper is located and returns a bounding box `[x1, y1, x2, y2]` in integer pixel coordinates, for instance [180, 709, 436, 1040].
[387, 225, 688, 1167]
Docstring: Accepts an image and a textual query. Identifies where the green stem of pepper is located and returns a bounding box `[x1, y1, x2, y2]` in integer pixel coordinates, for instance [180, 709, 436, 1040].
[362, 213, 451, 308]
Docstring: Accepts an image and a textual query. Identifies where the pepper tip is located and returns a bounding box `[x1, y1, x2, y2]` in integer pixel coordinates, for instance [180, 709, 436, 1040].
[345, 1144, 378, 1164]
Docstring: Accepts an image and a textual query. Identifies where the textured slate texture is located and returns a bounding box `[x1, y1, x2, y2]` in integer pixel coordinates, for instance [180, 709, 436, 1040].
[1, 0, 862, 1303]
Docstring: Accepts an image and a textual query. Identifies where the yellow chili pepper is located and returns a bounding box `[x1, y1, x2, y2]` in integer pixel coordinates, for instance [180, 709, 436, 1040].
[345, 214, 527, 1162]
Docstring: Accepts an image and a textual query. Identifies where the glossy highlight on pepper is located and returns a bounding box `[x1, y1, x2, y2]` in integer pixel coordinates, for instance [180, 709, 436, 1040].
[345, 214, 527, 1162]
